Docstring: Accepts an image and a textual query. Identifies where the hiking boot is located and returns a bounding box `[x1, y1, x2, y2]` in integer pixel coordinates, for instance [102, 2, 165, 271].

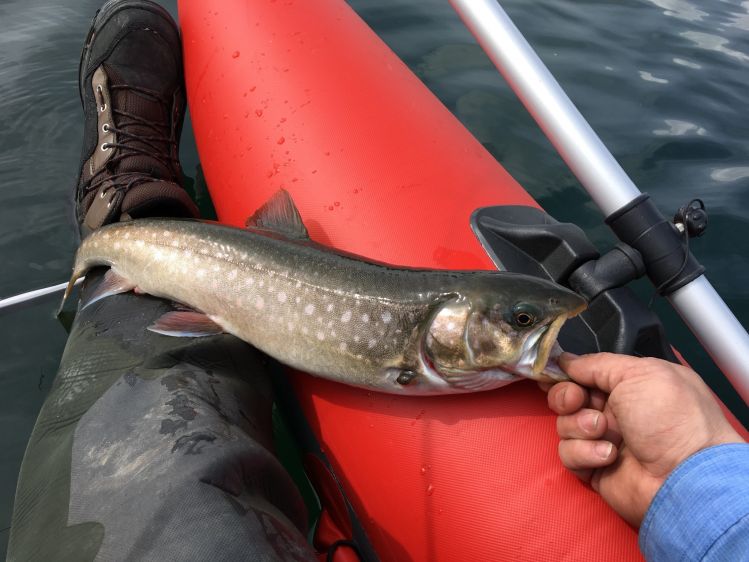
[75, 0, 199, 238]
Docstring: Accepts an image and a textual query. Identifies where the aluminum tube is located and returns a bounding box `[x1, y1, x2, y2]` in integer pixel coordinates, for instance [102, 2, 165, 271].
[449, 0, 640, 216]
[669, 278, 749, 403]
[450, 0, 749, 403]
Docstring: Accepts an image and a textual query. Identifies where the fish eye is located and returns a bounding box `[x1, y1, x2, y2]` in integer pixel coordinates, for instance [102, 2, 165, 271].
[511, 303, 538, 328]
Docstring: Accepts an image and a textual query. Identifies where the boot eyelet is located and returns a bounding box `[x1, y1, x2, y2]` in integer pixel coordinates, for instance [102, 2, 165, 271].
[102, 123, 109, 133]
[99, 103, 107, 112]
[96, 85, 103, 93]
[100, 143, 110, 151]
[100, 191, 106, 199]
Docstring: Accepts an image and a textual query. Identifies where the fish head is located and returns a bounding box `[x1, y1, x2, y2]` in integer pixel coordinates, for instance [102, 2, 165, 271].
[423, 279, 586, 389]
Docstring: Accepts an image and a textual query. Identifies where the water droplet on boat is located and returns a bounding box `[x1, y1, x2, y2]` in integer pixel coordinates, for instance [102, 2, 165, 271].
[312, 169, 317, 174]
[232, 51, 240, 58]
[334, 201, 340, 207]
[250, 85, 257, 92]
[328, 206, 334, 211]
[256, 109, 263, 117]
[420, 466, 427, 474]
[426, 484, 434, 496]
[277, 137, 285, 145]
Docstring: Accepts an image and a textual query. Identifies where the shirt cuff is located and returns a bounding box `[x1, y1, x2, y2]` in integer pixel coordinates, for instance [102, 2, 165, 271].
[639, 443, 749, 562]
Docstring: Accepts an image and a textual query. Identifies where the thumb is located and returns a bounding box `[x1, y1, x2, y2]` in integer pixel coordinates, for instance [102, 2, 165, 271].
[559, 352, 648, 394]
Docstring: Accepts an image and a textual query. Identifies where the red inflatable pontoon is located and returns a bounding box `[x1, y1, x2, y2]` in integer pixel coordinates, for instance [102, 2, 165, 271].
[179, 0, 643, 559]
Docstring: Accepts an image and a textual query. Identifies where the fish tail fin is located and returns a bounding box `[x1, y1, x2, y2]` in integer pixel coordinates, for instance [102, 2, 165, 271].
[57, 272, 81, 317]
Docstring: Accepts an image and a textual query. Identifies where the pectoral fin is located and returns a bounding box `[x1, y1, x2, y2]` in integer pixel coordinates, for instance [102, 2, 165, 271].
[148, 311, 224, 338]
[80, 269, 136, 310]
[443, 370, 518, 392]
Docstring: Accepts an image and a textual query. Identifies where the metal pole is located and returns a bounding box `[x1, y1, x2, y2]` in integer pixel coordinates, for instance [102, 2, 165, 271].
[450, 0, 749, 404]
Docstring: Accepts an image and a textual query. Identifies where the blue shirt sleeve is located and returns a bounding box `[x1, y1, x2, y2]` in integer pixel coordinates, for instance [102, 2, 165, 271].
[639, 443, 749, 562]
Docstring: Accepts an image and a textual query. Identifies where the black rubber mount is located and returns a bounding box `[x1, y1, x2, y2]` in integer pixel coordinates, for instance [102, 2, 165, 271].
[472, 205, 677, 361]
[605, 193, 705, 295]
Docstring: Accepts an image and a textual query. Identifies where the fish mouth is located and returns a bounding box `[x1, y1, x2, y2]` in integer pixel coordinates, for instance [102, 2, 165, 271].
[509, 314, 570, 382]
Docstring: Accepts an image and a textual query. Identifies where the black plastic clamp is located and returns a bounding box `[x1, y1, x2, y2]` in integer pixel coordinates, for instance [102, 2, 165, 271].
[605, 193, 705, 295]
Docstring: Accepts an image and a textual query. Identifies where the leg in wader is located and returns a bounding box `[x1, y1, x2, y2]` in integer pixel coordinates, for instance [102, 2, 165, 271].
[7, 2, 316, 560]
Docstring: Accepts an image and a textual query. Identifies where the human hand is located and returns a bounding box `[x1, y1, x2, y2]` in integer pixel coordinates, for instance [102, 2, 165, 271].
[545, 352, 745, 527]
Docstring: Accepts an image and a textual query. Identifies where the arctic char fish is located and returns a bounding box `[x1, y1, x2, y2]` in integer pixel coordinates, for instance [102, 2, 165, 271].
[63, 191, 586, 395]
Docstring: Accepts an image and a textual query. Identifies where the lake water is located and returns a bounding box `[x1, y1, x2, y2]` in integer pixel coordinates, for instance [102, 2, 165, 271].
[2, 0, 748, 553]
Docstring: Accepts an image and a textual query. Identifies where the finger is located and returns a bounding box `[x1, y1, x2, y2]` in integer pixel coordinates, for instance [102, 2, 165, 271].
[559, 352, 657, 393]
[546, 381, 589, 415]
[601, 404, 623, 447]
[558, 439, 617, 471]
[569, 468, 594, 483]
[589, 388, 608, 411]
[537, 381, 553, 393]
[557, 408, 608, 440]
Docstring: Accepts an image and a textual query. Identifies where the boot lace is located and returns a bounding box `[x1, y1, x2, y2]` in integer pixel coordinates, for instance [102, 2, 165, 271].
[81, 84, 179, 201]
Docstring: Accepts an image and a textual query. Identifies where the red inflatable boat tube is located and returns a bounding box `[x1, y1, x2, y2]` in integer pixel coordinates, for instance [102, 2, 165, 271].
[179, 0, 649, 559]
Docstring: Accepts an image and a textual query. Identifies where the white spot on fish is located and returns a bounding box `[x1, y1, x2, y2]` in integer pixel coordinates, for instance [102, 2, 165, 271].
[368, 339, 377, 349]
[361, 313, 369, 323]
[295, 281, 302, 288]
[200, 248, 208, 255]
[326, 303, 334, 312]
[382, 311, 392, 324]
[447, 321, 456, 330]
[339, 342, 347, 352]
[240, 252, 248, 260]
[316, 331, 325, 341]
[287, 322, 295, 331]
[302, 327, 309, 335]
[247, 278, 255, 286]
[295, 296, 301, 304]
[304, 304, 315, 315]
[212, 265, 220, 272]
[277, 291, 287, 303]
[327, 320, 333, 328]
[341, 310, 352, 323]
[255, 296, 265, 310]
[354, 335, 360, 343]
[124, 232, 130, 239]
[136, 240, 145, 248]
[103, 233, 110, 240]
[171, 240, 179, 247]
[197, 269, 206, 278]
[228, 269, 238, 280]
[259, 280, 264, 288]
[114, 242, 121, 250]
[163, 230, 171, 237]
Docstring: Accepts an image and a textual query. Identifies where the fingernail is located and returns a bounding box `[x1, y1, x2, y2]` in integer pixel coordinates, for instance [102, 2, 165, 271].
[595, 441, 613, 459]
[581, 412, 600, 432]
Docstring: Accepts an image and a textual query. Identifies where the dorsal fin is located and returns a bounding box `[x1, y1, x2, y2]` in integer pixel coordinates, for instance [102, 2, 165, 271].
[245, 189, 309, 239]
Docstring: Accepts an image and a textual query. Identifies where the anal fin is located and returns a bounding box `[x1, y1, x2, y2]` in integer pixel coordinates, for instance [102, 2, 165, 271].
[148, 311, 224, 338]
[81, 269, 136, 309]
